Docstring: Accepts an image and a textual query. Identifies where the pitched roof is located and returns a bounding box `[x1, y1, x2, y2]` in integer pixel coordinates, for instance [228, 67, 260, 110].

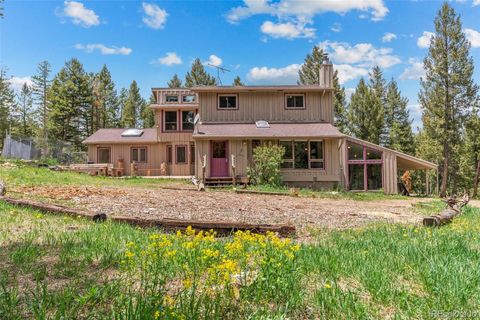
[83, 128, 157, 144]
[193, 123, 344, 139]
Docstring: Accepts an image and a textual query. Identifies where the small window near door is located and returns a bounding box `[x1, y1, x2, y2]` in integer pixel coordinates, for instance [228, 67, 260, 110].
[212, 141, 227, 158]
[164, 111, 177, 131]
[218, 95, 237, 109]
[165, 95, 179, 103]
[167, 145, 173, 164]
[176, 145, 187, 164]
[182, 111, 195, 131]
[97, 147, 110, 163]
[131, 147, 147, 163]
[285, 94, 305, 109]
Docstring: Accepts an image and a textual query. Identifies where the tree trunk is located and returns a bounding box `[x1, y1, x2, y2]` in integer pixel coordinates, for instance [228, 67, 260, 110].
[440, 152, 449, 197]
[473, 159, 480, 198]
[423, 194, 469, 226]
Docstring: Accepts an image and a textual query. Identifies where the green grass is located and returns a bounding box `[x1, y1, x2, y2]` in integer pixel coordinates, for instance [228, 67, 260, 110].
[1, 201, 479, 319]
[0, 161, 189, 189]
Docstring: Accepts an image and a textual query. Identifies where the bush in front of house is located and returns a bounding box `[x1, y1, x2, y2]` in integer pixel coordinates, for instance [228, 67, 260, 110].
[247, 144, 285, 187]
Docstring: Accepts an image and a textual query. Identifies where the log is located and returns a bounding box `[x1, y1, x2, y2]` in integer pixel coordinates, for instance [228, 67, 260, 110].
[0, 196, 295, 237]
[423, 194, 470, 227]
[234, 189, 290, 196]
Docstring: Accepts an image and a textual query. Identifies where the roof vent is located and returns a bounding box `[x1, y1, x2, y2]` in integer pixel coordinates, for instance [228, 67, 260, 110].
[255, 120, 270, 128]
[121, 129, 144, 137]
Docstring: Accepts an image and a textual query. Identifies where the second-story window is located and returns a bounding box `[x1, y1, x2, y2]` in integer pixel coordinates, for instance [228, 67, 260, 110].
[218, 95, 237, 109]
[165, 95, 179, 103]
[182, 94, 196, 103]
[285, 94, 305, 109]
[164, 111, 177, 131]
[182, 111, 195, 131]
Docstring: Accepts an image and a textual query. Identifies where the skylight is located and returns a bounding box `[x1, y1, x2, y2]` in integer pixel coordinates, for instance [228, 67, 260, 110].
[255, 120, 270, 128]
[121, 129, 144, 137]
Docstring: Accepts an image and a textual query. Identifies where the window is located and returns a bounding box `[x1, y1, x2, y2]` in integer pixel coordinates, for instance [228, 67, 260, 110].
[164, 111, 177, 131]
[285, 94, 304, 109]
[218, 95, 237, 109]
[347, 142, 383, 191]
[167, 145, 173, 164]
[190, 143, 195, 164]
[182, 94, 196, 103]
[280, 141, 293, 168]
[176, 145, 187, 164]
[309, 141, 324, 169]
[348, 143, 364, 160]
[182, 111, 195, 131]
[131, 147, 147, 163]
[97, 147, 111, 163]
[165, 95, 179, 103]
[279, 140, 324, 169]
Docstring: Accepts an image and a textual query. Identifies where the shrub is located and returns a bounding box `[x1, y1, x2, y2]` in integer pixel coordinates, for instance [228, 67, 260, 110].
[247, 144, 285, 187]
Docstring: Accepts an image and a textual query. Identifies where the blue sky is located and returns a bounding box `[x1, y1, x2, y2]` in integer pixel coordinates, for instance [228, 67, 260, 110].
[1, 0, 480, 129]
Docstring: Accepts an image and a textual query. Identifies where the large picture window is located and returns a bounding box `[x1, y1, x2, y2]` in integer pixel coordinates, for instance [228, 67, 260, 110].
[182, 110, 195, 131]
[280, 140, 324, 169]
[97, 147, 111, 163]
[347, 142, 383, 191]
[218, 95, 237, 109]
[131, 147, 147, 163]
[285, 94, 305, 109]
[164, 111, 177, 131]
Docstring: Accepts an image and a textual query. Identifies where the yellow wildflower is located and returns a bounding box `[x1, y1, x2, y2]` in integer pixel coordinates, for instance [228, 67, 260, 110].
[185, 226, 196, 236]
[183, 279, 193, 289]
[125, 250, 135, 259]
[324, 283, 332, 289]
[154, 310, 160, 319]
[163, 294, 175, 306]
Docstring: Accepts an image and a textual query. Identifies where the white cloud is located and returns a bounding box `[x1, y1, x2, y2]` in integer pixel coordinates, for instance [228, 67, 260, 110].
[334, 64, 369, 84]
[8, 76, 33, 92]
[204, 55, 223, 67]
[260, 21, 315, 39]
[62, 1, 100, 27]
[382, 32, 397, 43]
[464, 28, 480, 48]
[142, 2, 168, 29]
[319, 40, 401, 69]
[399, 58, 425, 81]
[330, 23, 342, 33]
[152, 52, 182, 66]
[75, 43, 132, 55]
[417, 31, 434, 48]
[247, 64, 300, 84]
[227, 0, 389, 23]
[474, 0, 480, 6]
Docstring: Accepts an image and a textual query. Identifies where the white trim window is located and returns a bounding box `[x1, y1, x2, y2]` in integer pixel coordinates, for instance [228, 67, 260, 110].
[165, 94, 179, 103]
[279, 140, 324, 169]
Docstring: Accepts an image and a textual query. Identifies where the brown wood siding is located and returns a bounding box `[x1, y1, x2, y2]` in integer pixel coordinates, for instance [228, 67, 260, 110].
[383, 150, 398, 194]
[199, 91, 333, 124]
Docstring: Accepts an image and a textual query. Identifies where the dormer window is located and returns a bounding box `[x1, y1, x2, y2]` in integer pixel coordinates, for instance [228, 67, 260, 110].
[285, 94, 305, 109]
[165, 95, 179, 103]
[218, 94, 238, 109]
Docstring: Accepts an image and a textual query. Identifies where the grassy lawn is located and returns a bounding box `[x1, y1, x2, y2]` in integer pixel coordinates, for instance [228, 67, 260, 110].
[1, 199, 479, 319]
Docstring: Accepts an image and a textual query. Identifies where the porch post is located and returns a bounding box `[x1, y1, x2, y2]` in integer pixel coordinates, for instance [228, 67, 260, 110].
[425, 169, 430, 195]
[436, 168, 439, 196]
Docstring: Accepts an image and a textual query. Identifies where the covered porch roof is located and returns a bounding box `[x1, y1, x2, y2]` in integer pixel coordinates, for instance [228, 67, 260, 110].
[346, 136, 437, 170]
[193, 123, 345, 140]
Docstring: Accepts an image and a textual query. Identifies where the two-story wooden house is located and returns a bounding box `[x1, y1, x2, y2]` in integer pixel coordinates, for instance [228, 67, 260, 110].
[83, 63, 437, 194]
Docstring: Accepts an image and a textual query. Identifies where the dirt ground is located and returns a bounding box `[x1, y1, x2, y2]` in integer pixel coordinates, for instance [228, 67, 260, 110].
[10, 184, 445, 238]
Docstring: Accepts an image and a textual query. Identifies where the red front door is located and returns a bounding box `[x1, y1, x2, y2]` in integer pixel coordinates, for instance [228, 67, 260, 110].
[211, 141, 229, 177]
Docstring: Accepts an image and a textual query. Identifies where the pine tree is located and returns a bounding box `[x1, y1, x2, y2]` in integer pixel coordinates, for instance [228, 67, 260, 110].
[347, 78, 384, 144]
[465, 109, 480, 197]
[298, 46, 325, 85]
[384, 79, 415, 154]
[167, 74, 182, 88]
[0, 68, 15, 147]
[121, 80, 144, 128]
[92, 65, 119, 130]
[233, 76, 244, 86]
[118, 88, 128, 126]
[48, 58, 93, 149]
[368, 66, 387, 144]
[418, 2, 479, 197]
[185, 59, 216, 87]
[13, 83, 35, 137]
[140, 94, 155, 128]
[332, 70, 348, 133]
[32, 60, 52, 143]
